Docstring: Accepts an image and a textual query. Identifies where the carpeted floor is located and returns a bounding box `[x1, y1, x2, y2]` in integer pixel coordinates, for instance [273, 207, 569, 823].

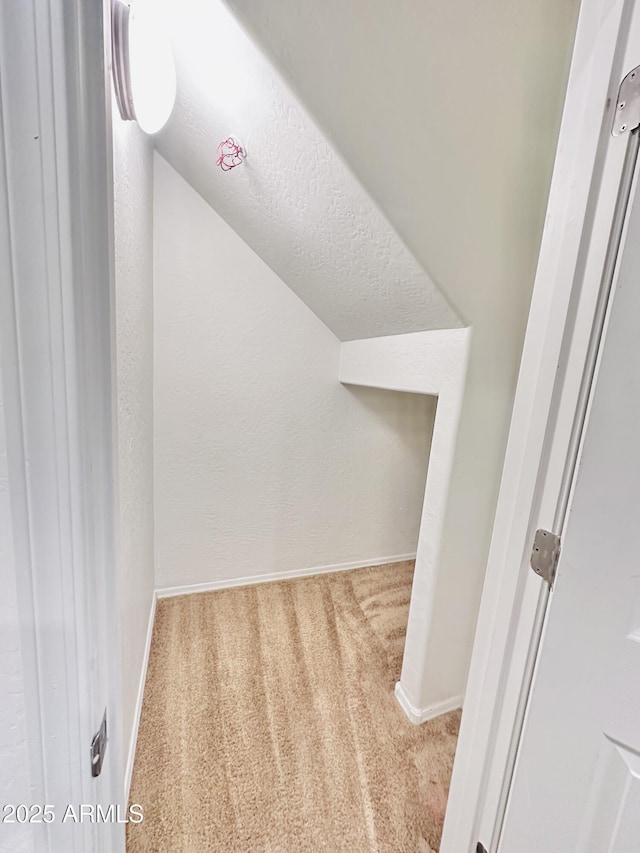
[127, 561, 460, 852]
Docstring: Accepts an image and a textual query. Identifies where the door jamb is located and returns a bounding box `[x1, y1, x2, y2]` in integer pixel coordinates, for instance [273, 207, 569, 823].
[0, 1, 122, 850]
[441, 0, 640, 850]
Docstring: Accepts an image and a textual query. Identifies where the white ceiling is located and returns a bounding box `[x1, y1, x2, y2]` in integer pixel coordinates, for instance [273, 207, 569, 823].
[224, 0, 580, 367]
[154, 0, 461, 341]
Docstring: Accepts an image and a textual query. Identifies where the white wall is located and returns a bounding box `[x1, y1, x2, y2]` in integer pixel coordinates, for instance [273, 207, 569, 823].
[155, 0, 460, 341]
[112, 114, 155, 773]
[340, 328, 470, 719]
[0, 355, 33, 853]
[225, 0, 580, 707]
[154, 154, 435, 590]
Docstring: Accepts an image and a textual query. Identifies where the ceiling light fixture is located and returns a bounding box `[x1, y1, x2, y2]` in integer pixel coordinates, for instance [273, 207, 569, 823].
[111, 0, 177, 135]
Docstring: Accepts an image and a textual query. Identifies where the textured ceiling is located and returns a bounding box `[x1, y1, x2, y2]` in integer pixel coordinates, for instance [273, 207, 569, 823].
[223, 0, 579, 360]
[154, 0, 460, 341]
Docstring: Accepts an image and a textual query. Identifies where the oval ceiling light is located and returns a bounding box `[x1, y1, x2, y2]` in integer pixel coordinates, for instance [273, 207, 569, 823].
[111, 0, 177, 135]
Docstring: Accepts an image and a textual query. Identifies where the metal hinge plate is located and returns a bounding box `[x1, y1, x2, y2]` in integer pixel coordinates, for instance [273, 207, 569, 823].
[90, 708, 108, 778]
[530, 529, 561, 587]
[613, 65, 640, 136]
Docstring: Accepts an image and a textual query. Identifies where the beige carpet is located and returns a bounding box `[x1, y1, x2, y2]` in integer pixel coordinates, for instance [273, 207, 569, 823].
[127, 561, 460, 852]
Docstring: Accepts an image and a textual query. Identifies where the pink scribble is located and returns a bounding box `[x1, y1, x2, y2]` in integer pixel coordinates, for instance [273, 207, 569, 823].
[216, 137, 246, 171]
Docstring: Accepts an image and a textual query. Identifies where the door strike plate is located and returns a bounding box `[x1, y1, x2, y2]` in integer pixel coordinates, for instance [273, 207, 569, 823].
[90, 708, 108, 778]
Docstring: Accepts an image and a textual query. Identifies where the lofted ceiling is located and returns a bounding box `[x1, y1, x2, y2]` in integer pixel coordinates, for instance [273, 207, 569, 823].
[154, 0, 461, 342]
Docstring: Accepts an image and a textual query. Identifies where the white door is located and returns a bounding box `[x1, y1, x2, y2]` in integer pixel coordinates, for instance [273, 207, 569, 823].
[499, 139, 640, 852]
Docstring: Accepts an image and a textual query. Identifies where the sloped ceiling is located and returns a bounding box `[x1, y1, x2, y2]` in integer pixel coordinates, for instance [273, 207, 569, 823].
[154, 0, 461, 342]
[224, 0, 580, 370]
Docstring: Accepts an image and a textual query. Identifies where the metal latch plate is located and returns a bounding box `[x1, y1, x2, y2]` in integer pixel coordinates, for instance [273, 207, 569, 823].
[613, 65, 640, 136]
[91, 709, 108, 778]
[530, 529, 561, 587]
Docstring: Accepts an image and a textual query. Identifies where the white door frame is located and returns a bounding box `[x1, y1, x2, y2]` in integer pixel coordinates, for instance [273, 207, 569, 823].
[441, 1, 640, 850]
[0, 2, 122, 851]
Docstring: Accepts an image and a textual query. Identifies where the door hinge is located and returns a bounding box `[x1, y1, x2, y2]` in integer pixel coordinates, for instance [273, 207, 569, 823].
[613, 65, 640, 136]
[530, 529, 561, 587]
[90, 708, 108, 778]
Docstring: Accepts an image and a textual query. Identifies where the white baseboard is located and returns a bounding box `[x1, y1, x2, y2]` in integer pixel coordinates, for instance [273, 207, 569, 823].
[155, 552, 417, 599]
[394, 681, 462, 725]
[124, 592, 157, 803]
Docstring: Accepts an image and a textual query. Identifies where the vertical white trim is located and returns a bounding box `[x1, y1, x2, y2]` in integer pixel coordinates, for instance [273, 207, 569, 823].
[0, 1, 123, 850]
[0, 18, 49, 845]
[124, 593, 157, 803]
